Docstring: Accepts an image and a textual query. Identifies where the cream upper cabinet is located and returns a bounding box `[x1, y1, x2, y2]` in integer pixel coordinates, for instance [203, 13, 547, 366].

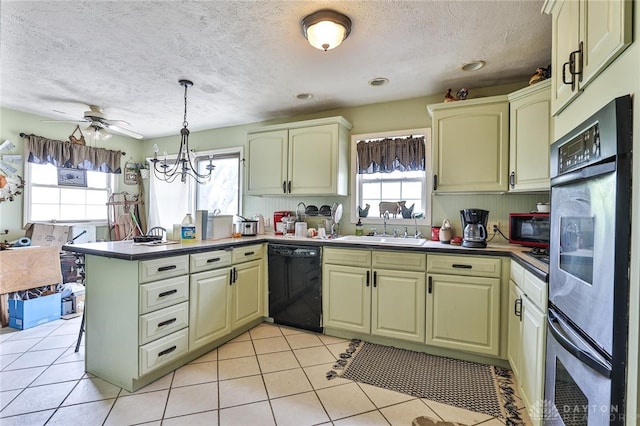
[507, 80, 552, 192]
[428, 96, 509, 193]
[544, 0, 632, 115]
[246, 116, 352, 196]
[246, 130, 288, 195]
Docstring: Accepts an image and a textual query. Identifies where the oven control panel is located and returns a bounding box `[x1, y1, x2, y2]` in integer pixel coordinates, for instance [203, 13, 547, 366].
[558, 123, 600, 174]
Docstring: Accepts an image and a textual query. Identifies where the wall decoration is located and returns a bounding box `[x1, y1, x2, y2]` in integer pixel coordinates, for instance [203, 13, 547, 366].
[57, 168, 87, 187]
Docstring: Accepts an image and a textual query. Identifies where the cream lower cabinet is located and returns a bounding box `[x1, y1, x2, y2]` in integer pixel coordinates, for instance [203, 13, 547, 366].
[426, 254, 502, 357]
[427, 96, 509, 193]
[190, 244, 264, 351]
[507, 260, 547, 425]
[323, 248, 426, 343]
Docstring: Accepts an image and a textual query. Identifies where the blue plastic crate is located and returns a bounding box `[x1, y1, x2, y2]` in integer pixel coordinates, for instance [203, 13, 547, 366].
[8, 293, 62, 329]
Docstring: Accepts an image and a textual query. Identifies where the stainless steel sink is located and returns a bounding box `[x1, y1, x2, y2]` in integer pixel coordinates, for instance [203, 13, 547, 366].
[333, 235, 427, 246]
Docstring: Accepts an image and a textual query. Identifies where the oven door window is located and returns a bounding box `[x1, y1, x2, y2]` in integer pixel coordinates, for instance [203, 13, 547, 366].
[559, 216, 594, 284]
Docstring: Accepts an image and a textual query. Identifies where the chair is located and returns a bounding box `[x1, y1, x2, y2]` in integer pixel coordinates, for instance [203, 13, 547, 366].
[146, 226, 167, 240]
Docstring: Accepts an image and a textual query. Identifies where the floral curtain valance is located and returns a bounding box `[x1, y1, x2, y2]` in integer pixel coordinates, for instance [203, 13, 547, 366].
[356, 136, 425, 174]
[25, 134, 122, 173]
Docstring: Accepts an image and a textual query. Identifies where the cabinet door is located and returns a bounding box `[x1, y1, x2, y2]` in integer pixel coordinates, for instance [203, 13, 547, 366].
[509, 82, 551, 192]
[288, 124, 343, 195]
[580, 0, 632, 89]
[432, 100, 509, 192]
[232, 260, 263, 329]
[520, 297, 546, 421]
[507, 282, 524, 380]
[246, 130, 288, 195]
[550, 0, 581, 115]
[426, 274, 501, 356]
[189, 268, 232, 350]
[322, 264, 370, 333]
[372, 269, 425, 343]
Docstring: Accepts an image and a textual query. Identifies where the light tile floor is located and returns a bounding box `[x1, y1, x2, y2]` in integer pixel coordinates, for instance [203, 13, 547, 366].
[0, 318, 532, 425]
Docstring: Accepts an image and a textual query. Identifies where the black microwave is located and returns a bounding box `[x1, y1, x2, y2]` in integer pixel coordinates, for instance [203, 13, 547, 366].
[509, 213, 550, 248]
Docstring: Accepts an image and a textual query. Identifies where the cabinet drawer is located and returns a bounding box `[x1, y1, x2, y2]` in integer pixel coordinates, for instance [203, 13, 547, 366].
[139, 328, 189, 376]
[232, 244, 263, 264]
[139, 255, 189, 284]
[139, 275, 189, 314]
[190, 250, 232, 273]
[372, 251, 426, 272]
[510, 260, 525, 287]
[139, 302, 189, 345]
[523, 270, 547, 312]
[427, 255, 501, 278]
[323, 247, 371, 267]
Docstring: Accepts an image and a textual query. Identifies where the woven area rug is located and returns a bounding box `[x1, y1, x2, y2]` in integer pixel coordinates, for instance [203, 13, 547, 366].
[327, 340, 523, 424]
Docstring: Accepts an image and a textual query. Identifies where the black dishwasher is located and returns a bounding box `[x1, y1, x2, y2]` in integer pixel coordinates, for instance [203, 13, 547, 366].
[268, 243, 322, 333]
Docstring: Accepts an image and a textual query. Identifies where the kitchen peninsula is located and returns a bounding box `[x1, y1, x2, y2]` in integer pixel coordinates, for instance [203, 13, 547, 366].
[65, 236, 547, 393]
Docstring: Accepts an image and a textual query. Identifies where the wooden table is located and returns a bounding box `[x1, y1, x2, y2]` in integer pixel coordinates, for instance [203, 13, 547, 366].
[0, 246, 62, 327]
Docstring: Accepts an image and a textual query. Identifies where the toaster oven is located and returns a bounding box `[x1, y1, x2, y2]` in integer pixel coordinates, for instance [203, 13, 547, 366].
[509, 213, 550, 248]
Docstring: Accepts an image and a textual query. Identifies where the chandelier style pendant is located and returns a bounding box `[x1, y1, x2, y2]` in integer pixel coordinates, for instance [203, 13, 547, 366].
[150, 79, 214, 184]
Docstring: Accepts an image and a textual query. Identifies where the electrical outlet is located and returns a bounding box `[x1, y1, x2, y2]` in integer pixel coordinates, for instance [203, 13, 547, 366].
[489, 222, 500, 232]
[265, 217, 271, 227]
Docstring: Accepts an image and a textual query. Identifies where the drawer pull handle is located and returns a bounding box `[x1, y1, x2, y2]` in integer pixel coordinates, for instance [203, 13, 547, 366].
[373, 271, 377, 288]
[366, 270, 370, 287]
[158, 345, 177, 357]
[157, 265, 177, 272]
[158, 318, 177, 327]
[428, 276, 432, 294]
[244, 251, 255, 256]
[159, 289, 178, 297]
[452, 264, 472, 269]
[206, 257, 221, 263]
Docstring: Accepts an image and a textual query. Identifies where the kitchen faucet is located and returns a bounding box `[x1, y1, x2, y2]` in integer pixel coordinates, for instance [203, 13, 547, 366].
[412, 213, 423, 239]
[383, 210, 390, 236]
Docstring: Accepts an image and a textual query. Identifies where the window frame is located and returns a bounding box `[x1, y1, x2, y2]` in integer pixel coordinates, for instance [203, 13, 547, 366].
[349, 128, 432, 227]
[23, 162, 115, 226]
[146, 146, 243, 231]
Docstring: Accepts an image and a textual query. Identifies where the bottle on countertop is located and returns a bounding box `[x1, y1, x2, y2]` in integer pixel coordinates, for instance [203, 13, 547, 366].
[181, 213, 196, 242]
[355, 219, 364, 236]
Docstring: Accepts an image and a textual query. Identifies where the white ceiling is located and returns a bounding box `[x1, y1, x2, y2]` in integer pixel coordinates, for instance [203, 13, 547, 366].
[1, 0, 551, 140]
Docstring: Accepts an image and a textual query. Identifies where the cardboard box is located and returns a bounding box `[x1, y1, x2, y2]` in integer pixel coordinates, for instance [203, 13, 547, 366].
[24, 223, 71, 248]
[8, 293, 62, 329]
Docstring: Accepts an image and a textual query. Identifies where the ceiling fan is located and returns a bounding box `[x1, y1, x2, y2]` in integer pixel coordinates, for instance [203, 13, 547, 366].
[44, 105, 144, 140]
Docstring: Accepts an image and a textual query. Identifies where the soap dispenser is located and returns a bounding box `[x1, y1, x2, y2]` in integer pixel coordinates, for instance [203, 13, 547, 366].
[355, 219, 364, 236]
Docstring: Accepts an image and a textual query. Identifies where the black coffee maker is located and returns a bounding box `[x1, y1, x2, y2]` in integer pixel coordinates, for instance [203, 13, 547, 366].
[460, 209, 489, 248]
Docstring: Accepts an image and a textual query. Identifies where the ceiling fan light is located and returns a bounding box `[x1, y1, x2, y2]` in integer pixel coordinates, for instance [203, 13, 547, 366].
[302, 10, 351, 51]
[99, 129, 112, 141]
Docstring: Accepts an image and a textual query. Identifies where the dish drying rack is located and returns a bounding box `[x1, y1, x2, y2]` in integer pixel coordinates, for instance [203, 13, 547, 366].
[107, 192, 145, 240]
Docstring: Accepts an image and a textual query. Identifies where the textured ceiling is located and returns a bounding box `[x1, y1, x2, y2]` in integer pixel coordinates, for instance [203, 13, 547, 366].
[1, 1, 551, 139]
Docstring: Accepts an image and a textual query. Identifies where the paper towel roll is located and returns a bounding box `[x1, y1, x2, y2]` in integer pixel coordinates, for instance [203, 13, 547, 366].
[12, 237, 31, 247]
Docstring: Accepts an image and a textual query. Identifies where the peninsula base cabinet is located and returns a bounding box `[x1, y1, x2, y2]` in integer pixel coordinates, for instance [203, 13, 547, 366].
[426, 255, 503, 357]
[322, 248, 426, 343]
[85, 244, 265, 392]
[508, 260, 547, 425]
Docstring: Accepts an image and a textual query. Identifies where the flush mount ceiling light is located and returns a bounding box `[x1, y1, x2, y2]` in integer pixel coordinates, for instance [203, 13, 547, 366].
[302, 9, 352, 51]
[150, 79, 215, 184]
[368, 77, 389, 87]
[460, 60, 486, 71]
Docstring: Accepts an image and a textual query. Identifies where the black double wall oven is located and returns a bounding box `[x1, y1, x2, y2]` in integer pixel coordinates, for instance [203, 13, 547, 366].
[545, 95, 632, 425]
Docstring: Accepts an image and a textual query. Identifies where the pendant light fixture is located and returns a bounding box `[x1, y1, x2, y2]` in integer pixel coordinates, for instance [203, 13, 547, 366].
[302, 9, 352, 51]
[150, 79, 214, 184]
